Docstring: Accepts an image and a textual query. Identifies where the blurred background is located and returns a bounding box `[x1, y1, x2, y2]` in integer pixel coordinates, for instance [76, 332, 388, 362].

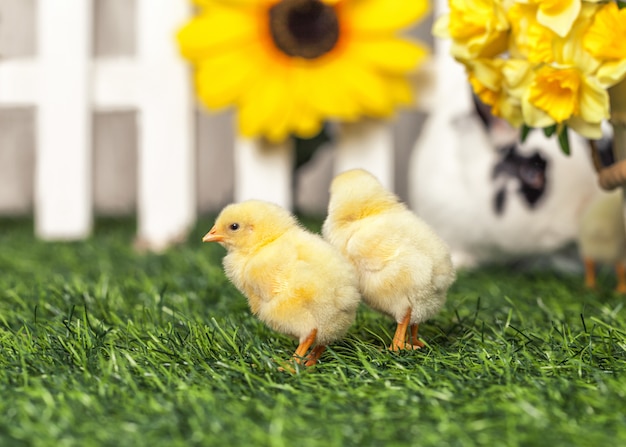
[0, 0, 433, 219]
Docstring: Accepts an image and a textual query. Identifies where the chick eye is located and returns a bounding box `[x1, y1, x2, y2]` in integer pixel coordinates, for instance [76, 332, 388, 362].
[229, 223, 240, 231]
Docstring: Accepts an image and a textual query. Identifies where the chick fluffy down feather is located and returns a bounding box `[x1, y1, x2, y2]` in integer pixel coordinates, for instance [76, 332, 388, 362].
[214, 200, 361, 345]
[322, 169, 456, 325]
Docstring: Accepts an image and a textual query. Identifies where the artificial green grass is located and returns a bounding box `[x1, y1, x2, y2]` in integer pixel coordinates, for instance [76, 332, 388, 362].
[1, 217, 625, 447]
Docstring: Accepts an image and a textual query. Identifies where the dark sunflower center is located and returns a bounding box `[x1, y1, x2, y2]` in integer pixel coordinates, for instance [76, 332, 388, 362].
[269, 0, 340, 59]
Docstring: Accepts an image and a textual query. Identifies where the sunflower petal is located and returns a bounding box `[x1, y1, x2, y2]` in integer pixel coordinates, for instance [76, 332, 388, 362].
[345, 0, 429, 33]
[238, 73, 290, 139]
[177, 5, 257, 60]
[298, 63, 361, 120]
[347, 38, 428, 74]
[194, 43, 260, 109]
[238, 69, 326, 142]
[338, 64, 395, 117]
[387, 77, 414, 106]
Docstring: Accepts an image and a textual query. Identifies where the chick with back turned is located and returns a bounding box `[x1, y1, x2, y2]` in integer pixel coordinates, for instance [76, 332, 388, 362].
[322, 169, 456, 351]
[578, 189, 626, 293]
[203, 200, 361, 367]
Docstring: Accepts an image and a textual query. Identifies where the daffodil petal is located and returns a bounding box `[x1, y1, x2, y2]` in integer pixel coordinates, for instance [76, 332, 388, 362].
[578, 76, 609, 123]
[567, 116, 602, 139]
[445, 0, 509, 60]
[596, 60, 626, 88]
[345, 0, 429, 33]
[583, 1, 626, 60]
[432, 15, 450, 39]
[501, 59, 534, 99]
[536, 0, 580, 38]
[497, 99, 524, 128]
[522, 94, 557, 128]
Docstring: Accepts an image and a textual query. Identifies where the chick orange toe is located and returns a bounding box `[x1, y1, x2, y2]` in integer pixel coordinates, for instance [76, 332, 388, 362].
[304, 345, 327, 367]
[388, 342, 423, 351]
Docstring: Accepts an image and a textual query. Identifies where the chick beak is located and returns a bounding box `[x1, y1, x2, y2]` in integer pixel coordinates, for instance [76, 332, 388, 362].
[202, 226, 225, 243]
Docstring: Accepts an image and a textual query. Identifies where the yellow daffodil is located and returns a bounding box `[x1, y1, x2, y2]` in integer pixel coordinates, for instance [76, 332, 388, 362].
[466, 58, 532, 127]
[438, 0, 625, 145]
[178, 0, 429, 142]
[528, 66, 582, 122]
[433, 0, 509, 60]
[524, 64, 608, 137]
[583, 1, 626, 86]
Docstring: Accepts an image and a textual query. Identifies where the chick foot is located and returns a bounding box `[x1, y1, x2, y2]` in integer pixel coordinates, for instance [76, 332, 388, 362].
[410, 324, 425, 349]
[389, 309, 423, 351]
[278, 329, 320, 372]
[616, 263, 626, 294]
[584, 258, 596, 289]
[304, 345, 327, 366]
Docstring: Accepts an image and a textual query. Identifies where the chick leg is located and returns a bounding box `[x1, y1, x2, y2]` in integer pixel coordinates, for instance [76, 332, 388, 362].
[293, 328, 317, 364]
[615, 262, 626, 294]
[278, 329, 319, 373]
[584, 258, 596, 289]
[304, 345, 327, 367]
[410, 324, 425, 349]
[389, 309, 411, 351]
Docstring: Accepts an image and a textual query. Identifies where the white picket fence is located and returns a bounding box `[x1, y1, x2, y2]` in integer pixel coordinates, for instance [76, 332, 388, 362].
[0, 0, 440, 251]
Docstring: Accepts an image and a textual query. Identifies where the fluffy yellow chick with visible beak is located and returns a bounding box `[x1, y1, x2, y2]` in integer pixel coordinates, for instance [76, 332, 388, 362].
[203, 200, 361, 367]
[578, 189, 626, 293]
[322, 169, 456, 351]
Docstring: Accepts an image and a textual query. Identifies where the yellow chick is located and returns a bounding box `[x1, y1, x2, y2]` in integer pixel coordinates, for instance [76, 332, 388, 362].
[322, 169, 456, 351]
[578, 189, 626, 293]
[202, 200, 361, 367]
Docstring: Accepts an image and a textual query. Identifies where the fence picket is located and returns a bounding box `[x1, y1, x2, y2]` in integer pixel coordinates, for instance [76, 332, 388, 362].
[35, 0, 93, 239]
[0, 60, 38, 105]
[234, 137, 294, 209]
[135, 0, 195, 251]
[334, 120, 394, 190]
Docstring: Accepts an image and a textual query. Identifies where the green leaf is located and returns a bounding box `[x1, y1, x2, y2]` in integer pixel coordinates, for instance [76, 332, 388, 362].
[558, 126, 570, 155]
[618, 1, 626, 10]
[520, 124, 531, 143]
[543, 125, 557, 138]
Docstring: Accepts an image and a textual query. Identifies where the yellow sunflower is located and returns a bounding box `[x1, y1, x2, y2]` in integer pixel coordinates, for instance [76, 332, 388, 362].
[178, 0, 429, 142]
